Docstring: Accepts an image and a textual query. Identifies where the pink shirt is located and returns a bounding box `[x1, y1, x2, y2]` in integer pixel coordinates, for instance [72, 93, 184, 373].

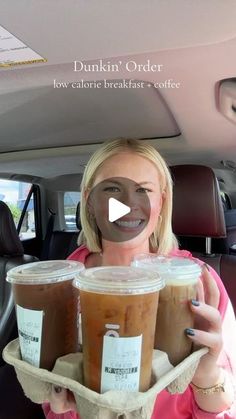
[43, 245, 236, 419]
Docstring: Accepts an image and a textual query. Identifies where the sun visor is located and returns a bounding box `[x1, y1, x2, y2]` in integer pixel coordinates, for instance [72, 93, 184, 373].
[0, 82, 180, 153]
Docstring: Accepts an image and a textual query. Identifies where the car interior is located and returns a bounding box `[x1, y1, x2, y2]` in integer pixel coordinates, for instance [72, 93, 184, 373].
[1, 1, 236, 418]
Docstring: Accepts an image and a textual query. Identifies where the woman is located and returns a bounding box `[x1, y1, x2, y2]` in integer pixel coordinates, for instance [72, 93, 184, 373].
[43, 139, 236, 418]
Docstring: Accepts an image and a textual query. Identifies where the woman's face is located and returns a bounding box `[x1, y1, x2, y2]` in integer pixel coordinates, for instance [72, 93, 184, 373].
[87, 152, 164, 250]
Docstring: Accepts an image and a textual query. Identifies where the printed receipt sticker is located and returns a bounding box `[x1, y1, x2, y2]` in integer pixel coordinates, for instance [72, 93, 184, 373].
[86, 177, 151, 242]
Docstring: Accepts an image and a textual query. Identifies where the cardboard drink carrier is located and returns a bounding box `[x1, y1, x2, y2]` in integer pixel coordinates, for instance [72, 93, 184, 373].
[3, 339, 207, 419]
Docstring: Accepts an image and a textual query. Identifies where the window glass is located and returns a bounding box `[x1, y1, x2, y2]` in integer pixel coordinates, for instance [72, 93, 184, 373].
[0, 179, 35, 239]
[64, 191, 80, 230]
[220, 191, 231, 211]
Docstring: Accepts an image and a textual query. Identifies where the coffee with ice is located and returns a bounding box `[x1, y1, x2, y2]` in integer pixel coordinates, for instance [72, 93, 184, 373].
[73, 266, 165, 393]
[6, 260, 84, 370]
[132, 255, 201, 366]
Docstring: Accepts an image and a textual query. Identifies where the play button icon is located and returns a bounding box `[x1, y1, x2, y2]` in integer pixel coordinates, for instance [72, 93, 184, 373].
[86, 177, 151, 242]
[108, 198, 131, 222]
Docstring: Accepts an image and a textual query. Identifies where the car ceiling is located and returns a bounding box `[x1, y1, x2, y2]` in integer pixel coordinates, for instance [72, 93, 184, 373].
[1, 0, 236, 190]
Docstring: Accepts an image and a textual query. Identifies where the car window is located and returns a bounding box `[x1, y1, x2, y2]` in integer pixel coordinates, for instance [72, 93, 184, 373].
[0, 179, 36, 239]
[220, 191, 232, 211]
[64, 191, 81, 230]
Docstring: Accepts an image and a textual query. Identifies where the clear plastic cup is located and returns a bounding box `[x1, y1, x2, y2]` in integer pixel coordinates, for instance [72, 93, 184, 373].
[6, 260, 84, 370]
[131, 254, 201, 365]
[73, 266, 165, 393]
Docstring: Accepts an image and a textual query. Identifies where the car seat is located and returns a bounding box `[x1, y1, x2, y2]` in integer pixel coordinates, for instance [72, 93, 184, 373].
[171, 165, 236, 314]
[0, 201, 45, 418]
[0, 201, 38, 361]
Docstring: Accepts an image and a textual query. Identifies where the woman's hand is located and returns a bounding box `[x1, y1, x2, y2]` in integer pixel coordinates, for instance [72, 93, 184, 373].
[49, 386, 77, 414]
[185, 264, 235, 413]
[186, 264, 223, 387]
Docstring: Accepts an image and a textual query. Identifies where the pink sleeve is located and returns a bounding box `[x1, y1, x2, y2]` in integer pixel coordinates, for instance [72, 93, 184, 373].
[67, 245, 90, 263]
[42, 403, 80, 419]
[191, 264, 236, 417]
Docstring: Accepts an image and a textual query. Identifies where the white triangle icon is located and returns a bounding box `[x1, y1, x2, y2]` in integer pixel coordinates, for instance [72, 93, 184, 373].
[108, 198, 131, 222]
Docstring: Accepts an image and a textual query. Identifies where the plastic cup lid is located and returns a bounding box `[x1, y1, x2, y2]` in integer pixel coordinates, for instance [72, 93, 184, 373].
[131, 254, 201, 285]
[6, 260, 85, 285]
[73, 266, 165, 294]
[131, 254, 170, 274]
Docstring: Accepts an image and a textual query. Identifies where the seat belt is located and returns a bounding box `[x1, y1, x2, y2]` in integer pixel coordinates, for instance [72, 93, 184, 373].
[40, 212, 55, 260]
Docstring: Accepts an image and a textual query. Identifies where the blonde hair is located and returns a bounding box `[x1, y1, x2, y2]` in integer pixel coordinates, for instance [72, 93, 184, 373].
[78, 138, 178, 255]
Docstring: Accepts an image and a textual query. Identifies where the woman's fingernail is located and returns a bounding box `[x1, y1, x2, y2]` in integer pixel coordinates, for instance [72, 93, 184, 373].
[203, 263, 210, 271]
[53, 386, 62, 393]
[191, 299, 200, 306]
[185, 328, 195, 336]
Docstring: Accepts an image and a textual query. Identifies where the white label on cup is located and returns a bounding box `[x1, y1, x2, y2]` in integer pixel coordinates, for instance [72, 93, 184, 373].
[101, 335, 142, 393]
[16, 305, 43, 367]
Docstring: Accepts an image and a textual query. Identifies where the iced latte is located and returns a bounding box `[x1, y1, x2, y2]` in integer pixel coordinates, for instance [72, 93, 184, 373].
[7, 260, 84, 370]
[132, 255, 201, 366]
[73, 266, 165, 393]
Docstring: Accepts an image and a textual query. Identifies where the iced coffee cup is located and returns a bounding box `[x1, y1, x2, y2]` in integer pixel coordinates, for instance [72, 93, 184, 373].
[6, 260, 84, 370]
[132, 255, 201, 366]
[73, 266, 165, 393]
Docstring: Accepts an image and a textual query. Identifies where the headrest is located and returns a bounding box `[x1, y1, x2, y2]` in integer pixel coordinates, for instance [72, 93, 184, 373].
[171, 165, 226, 238]
[76, 201, 82, 230]
[0, 201, 24, 256]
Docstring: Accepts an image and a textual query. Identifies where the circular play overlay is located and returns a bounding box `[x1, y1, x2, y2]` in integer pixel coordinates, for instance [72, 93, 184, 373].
[86, 177, 151, 242]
